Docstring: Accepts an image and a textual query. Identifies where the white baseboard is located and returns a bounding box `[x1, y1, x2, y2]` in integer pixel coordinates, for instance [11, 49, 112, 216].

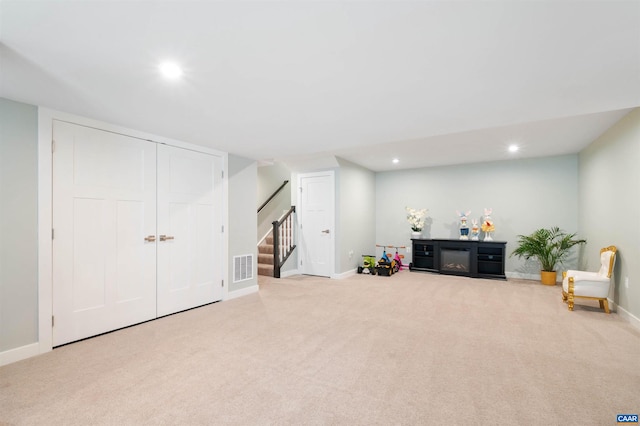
[225, 285, 259, 301]
[609, 300, 640, 330]
[277, 268, 354, 279]
[258, 229, 272, 246]
[280, 269, 300, 278]
[506, 271, 541, 281]
[0, 342, 40, 367]
[332, 269, 357, 279]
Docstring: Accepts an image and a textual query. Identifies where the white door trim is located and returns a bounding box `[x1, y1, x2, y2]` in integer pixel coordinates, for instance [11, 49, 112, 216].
[297, 170, 335, 278]
[36, 107, 228, 358]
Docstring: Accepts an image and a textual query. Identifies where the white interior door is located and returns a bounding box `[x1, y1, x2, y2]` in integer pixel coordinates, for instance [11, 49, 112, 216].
[298, 171, 335, 277]
[156, 144, 223, 316]
[52, 121, 157, 346]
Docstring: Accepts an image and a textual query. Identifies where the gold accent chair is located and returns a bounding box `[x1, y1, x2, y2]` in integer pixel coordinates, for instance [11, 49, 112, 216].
[562, 246, 617, 313]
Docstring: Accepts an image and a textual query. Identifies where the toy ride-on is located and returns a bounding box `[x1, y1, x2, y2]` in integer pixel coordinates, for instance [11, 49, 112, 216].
[375, 245, 407, 276]
[357, 254, 377, 275]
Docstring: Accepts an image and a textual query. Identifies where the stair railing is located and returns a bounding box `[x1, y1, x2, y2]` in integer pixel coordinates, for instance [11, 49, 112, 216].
[272, 206, 296, 278]
[258, 180, 289, 214]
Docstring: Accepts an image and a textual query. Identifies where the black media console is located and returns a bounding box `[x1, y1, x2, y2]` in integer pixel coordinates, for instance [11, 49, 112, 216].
[410, 238, 506, 280]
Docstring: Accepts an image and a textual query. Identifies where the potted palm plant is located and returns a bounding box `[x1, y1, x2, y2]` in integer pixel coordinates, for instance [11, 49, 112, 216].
[511, 227, 586, 285]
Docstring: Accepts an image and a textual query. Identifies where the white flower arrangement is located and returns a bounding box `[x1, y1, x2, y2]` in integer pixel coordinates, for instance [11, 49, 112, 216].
[406, 206, 428, 232]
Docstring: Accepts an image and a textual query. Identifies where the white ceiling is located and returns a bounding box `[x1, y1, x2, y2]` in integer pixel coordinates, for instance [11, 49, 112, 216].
[1, 1, 638, 171]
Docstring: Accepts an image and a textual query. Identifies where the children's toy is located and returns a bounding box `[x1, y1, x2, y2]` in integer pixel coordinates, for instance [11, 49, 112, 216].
[375, 245, 406, 276]
[376, 257, 396, 276]
[376, 245, 393, 276]
[357, 255, 377, 275]
[391, 245, 407, 271]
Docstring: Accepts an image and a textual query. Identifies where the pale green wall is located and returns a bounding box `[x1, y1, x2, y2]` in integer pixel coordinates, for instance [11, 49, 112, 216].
[336, 157, 376, 274]
[0, 97, 38, 352]
[228, 154, 258, 291]
[257, 162, 291, 241]
[375, 155, 580, 276]
[579, 108, 639, 318]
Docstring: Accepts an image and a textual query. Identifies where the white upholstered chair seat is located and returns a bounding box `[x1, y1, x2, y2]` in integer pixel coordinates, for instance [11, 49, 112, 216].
[562, 271, 610, 298]
[562, 246, 617, 313]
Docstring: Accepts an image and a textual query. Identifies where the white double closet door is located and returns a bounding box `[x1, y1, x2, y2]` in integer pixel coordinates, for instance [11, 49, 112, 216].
[52, 121, 222, 346]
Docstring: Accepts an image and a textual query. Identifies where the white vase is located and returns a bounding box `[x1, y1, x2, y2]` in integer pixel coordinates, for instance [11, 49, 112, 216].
[411, 231, 422, 239]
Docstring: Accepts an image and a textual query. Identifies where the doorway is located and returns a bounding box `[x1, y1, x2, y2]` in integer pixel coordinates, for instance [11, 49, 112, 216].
[297, 171, 335, 278]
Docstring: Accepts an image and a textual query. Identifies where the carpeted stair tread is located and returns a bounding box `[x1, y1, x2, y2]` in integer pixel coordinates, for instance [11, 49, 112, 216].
[257, 264, 273, 276]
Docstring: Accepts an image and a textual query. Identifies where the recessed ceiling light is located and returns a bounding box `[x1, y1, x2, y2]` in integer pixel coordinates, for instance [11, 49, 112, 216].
[508, 144, 519, 153]
[392, 158, 399, 164]
[159, 62, 183, 79]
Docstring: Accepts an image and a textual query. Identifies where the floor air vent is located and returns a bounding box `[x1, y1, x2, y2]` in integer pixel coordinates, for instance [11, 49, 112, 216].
[233, 254, 254, 283]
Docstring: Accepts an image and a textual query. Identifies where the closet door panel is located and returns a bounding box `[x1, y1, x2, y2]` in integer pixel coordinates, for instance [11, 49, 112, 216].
[157, 145, 222, 317]
[52, 121, 157, 346]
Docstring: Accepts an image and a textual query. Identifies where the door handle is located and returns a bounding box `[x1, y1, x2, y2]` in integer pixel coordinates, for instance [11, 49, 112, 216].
[321, 229, 330, 234]
[144, 235, 156, 242]
[159, 235, 175, 242]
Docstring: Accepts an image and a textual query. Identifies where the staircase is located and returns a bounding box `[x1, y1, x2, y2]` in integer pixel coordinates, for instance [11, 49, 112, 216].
[258, 180, 295, 278]
[257, 208, 296, 278]
[257, 232, 275, 277]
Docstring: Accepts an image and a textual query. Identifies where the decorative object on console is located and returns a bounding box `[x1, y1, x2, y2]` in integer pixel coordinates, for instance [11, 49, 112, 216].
[406, 206, 428, 238]
[562, 246, 616, 313]
[481, 208, 495, 241]
[511, 226, 586, 286]
[470, 219, 480, 241]
[456, 210, 471, 240]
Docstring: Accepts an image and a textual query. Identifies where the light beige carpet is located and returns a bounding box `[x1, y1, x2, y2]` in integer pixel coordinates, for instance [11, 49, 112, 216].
[1, 272, 639, 425]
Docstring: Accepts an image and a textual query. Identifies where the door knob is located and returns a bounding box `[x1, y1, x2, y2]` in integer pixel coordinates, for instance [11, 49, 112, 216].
[144, 235, 156, 242]
[321, 229, 330, 234]
[159, 235, 175, 242]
